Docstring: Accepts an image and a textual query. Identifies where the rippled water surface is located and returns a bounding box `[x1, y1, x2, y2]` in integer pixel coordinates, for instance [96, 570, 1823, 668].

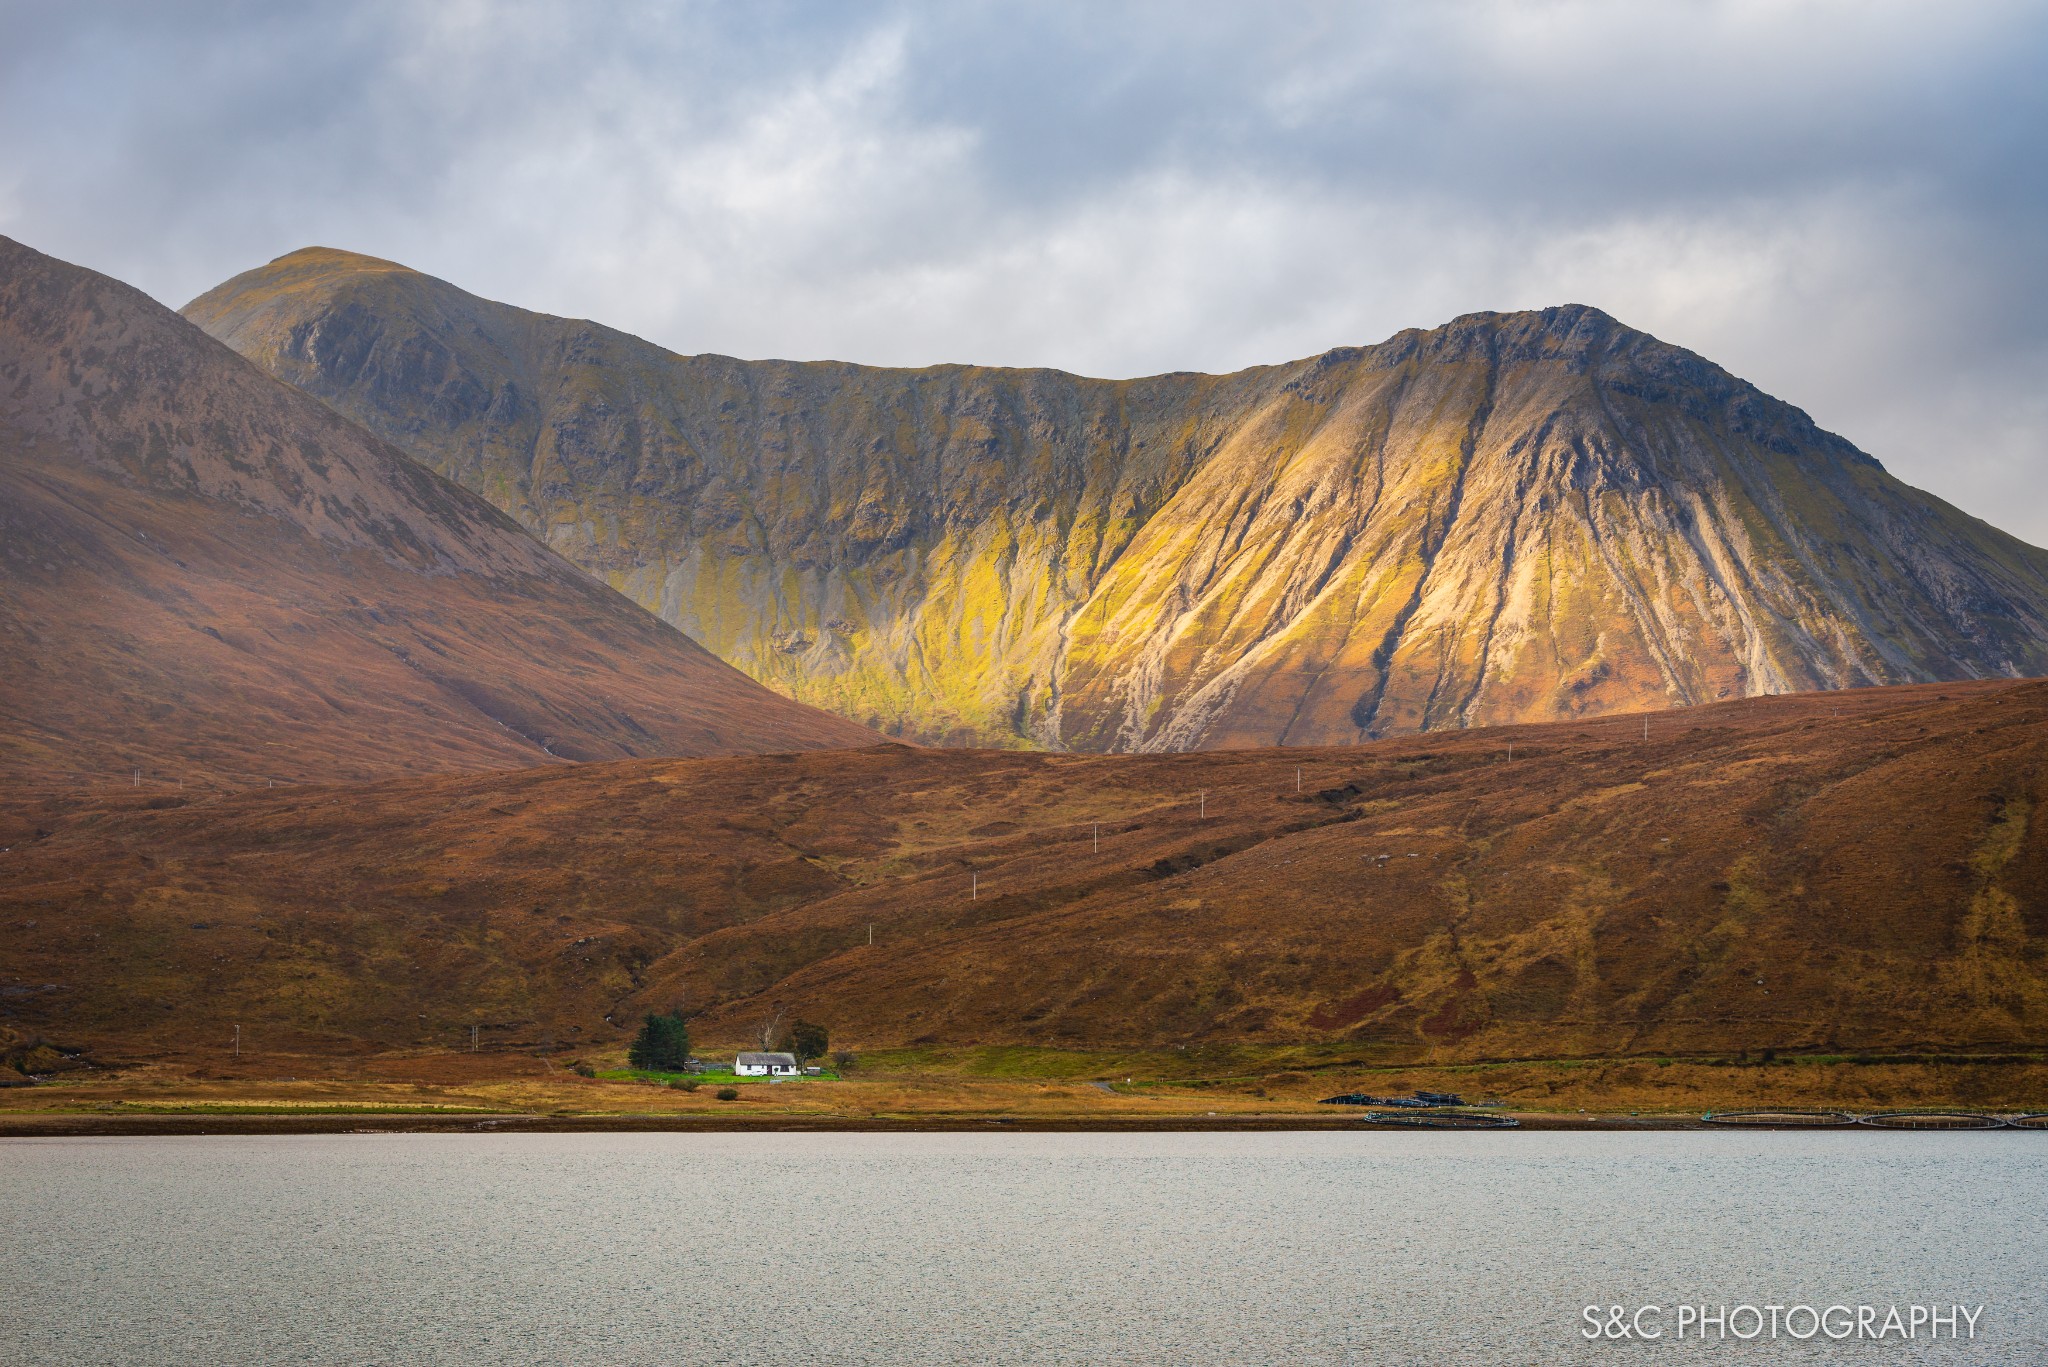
[3, 1130, 2041, 1364]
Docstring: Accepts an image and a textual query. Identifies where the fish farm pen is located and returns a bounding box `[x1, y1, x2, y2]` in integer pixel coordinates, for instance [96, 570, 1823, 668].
[1702, 1110, 2042, 1129]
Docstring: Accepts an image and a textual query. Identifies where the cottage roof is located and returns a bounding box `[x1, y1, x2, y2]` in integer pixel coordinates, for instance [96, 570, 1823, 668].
[735, 1051, 798, 1067]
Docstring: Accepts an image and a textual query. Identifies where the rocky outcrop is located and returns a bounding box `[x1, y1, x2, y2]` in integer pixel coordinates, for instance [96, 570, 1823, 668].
[188, 248, 2048, 749]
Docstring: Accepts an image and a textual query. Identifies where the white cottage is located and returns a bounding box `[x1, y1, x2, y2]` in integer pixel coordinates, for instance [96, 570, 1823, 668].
[734, 1051, 800, 1077]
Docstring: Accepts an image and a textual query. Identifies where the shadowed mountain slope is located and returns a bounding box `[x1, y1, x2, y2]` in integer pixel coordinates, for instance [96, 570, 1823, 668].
[188, 248, 2048, 749]
[5, 680, 2042, 1066]
[0, 237, 878, 785]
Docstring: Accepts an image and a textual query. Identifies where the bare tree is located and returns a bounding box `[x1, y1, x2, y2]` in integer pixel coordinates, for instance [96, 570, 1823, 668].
[758, 1003, 787, 1052]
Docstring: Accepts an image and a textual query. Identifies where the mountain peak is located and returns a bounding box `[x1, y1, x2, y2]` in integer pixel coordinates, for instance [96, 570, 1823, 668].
[1373, 302, 1647, 368]
[275, 244, 410, 267]
[183, 250, 2048, 750]
[1, 234, 878, 782]
[1445, 301, 1623, 332]
[263, 244, 418, 279]
[180, 246, 430, 331]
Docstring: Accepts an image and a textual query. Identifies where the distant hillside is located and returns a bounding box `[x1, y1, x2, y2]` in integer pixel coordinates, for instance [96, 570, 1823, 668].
[0, 236, 878, 785]
[188, 248, 2048, 749]
[5, 680, 2041, 1065]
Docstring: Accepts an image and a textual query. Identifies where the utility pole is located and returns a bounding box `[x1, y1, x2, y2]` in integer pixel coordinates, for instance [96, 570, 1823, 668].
[132, 769, 140, 788]
[1199, 790, 1207, 819]
[1642, 715, 1648, 741]
[232, 1024, 239, 1058]
[1093, 822, 1099, 853]
[470, 1024, 478, 1052]
[1295, 766, 1302, 793]
[868, 923, 873, 946]
[971, 872, 978, 901]
[1507, 742, 1513, 761]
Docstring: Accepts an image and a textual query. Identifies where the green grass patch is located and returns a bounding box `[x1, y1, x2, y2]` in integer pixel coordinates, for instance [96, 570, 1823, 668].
[588, 1046, 2048, 1093]
[596, 1068, 839, 1085]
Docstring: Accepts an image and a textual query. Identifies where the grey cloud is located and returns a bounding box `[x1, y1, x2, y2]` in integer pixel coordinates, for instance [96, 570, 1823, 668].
[2, 0, 2043, 540]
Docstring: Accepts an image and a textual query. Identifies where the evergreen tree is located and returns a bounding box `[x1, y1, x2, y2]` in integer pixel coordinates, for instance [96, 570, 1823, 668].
[787, 1019, 828, 1063]
[628, 1010, 692, 1071]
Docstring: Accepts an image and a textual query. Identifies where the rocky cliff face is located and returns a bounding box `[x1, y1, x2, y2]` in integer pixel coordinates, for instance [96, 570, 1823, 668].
[187, 248, 2048, 749]
[0, 236, 877, 784]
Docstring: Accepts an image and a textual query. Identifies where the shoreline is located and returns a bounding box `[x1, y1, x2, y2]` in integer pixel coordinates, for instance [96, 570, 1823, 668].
[3, 1110, 2022, 1137]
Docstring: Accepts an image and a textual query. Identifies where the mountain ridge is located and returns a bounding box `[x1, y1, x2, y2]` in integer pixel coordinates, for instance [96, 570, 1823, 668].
[186, 248, 2048, 750]
[0, 235, 879, 784]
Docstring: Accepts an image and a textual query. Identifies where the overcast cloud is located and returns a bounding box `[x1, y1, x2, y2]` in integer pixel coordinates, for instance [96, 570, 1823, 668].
[4, 0, 2044, 540]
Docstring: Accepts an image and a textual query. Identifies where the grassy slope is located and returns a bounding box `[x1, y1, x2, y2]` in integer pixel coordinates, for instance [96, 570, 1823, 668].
[4, 680, 2043, 1117]
[0, 235, 880, 787]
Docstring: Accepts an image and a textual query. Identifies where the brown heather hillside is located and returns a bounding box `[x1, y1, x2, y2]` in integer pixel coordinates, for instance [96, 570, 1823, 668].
[188, 248, 2048, 749]
[0, 237, 878, 786]
[4, 680, 2042, 1073]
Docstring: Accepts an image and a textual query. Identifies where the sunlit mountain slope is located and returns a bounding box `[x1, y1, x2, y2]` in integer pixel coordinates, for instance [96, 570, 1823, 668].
[188, 249, 2048, 749]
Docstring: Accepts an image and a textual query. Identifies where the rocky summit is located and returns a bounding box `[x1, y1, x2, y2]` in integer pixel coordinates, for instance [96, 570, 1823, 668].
[188, 248, 2048, 750]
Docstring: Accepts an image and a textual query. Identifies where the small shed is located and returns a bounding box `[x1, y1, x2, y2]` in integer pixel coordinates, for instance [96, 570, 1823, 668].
[734, 1051, 800, 1077]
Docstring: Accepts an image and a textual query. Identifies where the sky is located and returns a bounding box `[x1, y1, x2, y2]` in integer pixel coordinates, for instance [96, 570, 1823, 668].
[4, 0, 2045, 542]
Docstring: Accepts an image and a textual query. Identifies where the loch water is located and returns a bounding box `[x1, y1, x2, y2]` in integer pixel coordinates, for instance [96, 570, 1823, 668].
[3, 1130, 2041, 1364]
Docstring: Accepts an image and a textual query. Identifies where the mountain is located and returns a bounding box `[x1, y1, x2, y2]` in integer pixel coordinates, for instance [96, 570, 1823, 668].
[4, 680, 2042, 1065]
[186, 248, 2048, 750]
[0, 237, 877, 786]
